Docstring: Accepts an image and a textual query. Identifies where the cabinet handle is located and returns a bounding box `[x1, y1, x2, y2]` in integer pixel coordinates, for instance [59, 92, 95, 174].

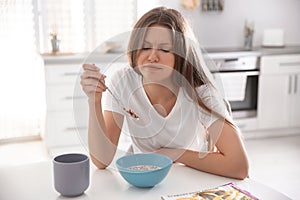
[288, 75, 292, 94]
[65, 126, 87, 131]
[295, 75, 298, 94]
[64, 96, 86, 100]
[224, 58, 239, 62]
[280, 62, 300, 67]
[63, 72, 79, 76]
[237, 123, 246, 129]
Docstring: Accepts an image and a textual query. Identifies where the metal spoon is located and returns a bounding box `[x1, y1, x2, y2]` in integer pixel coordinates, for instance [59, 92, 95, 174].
[106, 87, 140, 120]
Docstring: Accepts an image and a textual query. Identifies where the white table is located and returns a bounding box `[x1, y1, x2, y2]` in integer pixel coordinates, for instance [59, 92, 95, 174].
[0, 161, 291, 200]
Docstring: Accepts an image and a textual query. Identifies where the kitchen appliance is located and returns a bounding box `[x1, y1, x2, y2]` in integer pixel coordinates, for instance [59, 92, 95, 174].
[262, 29, 285, 47]
[206, 51, 260, 120]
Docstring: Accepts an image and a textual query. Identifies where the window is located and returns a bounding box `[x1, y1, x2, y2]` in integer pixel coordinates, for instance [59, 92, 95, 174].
[41, 0, 86, 53]
[40, 0, 137, 53]
[0, 0, 45, 141]
[0, 0, 136, 141]
[0, 0, 37, 52]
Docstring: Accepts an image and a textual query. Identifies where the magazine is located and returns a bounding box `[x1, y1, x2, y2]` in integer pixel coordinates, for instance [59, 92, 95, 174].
[161, 182, 259, 200]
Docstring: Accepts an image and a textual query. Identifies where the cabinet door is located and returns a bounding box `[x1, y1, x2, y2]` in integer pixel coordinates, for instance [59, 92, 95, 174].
[258, 74, 290, 129]
[45, 111, 88, 147]
[45, 64, 81, 84]
[290, 74, 300, 127]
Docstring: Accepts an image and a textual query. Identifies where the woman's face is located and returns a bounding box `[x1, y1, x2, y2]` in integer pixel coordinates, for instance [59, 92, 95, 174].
[136, 25, 175, 83]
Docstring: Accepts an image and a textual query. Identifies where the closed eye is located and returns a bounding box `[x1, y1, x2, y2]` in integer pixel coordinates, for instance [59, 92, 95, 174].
[141, 47, 172, 53]
[160, 49, 171, 53]
[141, 47, 151, 51]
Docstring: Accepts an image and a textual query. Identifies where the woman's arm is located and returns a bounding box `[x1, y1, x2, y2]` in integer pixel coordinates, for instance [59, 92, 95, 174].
[88, 101, 124, 169]
[157, 120, 249, 179]
[81, 64, 124, 169]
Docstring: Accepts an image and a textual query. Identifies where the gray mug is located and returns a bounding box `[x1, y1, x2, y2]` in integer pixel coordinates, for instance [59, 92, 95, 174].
[53, 153, 90, 197]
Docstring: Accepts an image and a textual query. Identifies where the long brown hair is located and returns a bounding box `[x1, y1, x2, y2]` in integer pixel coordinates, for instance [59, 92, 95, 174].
[127, 7, 216, 113]
[127, 7, 239, 151]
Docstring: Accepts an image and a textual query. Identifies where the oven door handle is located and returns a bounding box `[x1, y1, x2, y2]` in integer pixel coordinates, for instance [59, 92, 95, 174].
[213, 71, 259, 76]
[243, 71, 260, 76]
[218, 71, 259, 76]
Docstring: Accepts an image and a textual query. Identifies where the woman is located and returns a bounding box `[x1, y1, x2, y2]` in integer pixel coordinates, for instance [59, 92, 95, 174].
[80, 7, 249, 179]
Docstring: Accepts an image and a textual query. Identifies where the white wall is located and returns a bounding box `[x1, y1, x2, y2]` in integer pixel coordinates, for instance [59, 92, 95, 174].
[137, 0, 300, 48]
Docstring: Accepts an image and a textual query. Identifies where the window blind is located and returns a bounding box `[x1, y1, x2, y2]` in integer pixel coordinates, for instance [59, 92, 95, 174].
[93, 0, 136, 48]
[41, 0, 136, 53]
[0, 0, 45, 141]
[43, 0, 86, 53]
[0, 0, 37, 52]
[0, 0, 137, 141]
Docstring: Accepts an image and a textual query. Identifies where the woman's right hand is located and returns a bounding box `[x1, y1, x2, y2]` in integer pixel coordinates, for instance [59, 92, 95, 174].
[80, 64, 107, 102]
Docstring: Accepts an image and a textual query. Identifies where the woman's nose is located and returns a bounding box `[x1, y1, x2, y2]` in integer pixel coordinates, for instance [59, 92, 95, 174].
[148, 49, 159, 63]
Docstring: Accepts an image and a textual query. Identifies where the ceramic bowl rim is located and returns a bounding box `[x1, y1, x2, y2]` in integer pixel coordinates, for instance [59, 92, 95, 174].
[116, 153, 172, 174]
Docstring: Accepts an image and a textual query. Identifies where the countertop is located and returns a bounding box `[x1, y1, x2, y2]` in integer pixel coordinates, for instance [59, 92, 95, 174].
[0, 161, 291, 200]
[41, 45, 300, 65]
[205, 45, 300, 55]
[42, 52, 127, 65]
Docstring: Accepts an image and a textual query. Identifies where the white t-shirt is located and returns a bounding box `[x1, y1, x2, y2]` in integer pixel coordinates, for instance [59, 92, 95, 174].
[102, 66, 231, 153]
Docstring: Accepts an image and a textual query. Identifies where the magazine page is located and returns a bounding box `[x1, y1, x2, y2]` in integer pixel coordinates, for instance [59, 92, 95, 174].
[161, 182, 259, 200]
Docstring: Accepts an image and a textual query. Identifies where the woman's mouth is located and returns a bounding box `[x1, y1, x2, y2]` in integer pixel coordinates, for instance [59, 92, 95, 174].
[142, 64, 163, 72]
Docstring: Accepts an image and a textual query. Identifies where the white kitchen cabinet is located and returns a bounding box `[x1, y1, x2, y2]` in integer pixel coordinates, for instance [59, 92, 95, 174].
[258, 54, 300, 129]
[44, 59, 128, 154]
[44, 62, 88, 150]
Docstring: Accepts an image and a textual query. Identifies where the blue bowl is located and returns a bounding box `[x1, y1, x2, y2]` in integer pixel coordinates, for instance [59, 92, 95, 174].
[116, 153, 172, 188]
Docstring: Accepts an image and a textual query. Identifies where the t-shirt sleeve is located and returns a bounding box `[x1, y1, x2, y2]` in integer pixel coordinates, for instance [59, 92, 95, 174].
[196, 85, 232, 128]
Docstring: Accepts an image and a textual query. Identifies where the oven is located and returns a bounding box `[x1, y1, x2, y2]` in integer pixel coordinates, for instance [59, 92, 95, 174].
[206, 52, 260, 120]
